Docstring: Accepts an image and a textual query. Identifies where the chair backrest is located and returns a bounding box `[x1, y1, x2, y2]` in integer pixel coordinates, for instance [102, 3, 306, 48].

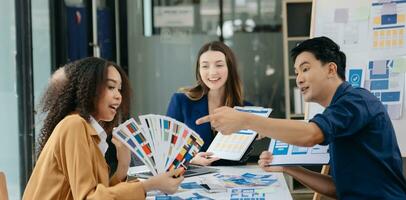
[312, 165, 330, 200]
[0, 171, 8, 200]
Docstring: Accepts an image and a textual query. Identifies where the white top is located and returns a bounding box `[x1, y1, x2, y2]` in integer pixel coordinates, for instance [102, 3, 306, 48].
[89, 116, 108, 156]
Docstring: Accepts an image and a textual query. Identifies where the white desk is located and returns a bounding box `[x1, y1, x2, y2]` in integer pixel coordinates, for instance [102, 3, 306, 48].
[129, 165, 292, 200]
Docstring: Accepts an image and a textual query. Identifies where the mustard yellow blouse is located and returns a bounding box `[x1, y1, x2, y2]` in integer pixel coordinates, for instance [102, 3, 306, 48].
[23, 114, 146, 200]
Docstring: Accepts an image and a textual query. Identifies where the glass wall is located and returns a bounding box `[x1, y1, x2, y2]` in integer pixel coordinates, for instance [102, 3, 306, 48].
[0, 0, 51, 198]
[128, 0, 284, 117]
[33, 0, 52, 150]
[127, 0, 284, 155]
[128, 0, 219, 116]
[221, 0, 284, 116]
[0, 1, 21, 199]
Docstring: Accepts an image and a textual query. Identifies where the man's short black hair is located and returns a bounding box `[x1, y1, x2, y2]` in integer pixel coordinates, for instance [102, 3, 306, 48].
[291, 36, 346, 81]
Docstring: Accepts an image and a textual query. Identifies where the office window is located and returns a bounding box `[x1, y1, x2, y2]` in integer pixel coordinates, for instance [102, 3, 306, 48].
[143, 0, 220, 37]
[221, 0, 281, 38]
[33, 0, 52, 153]
[128, 0, 284, 159]
[0, 1, 21, 199]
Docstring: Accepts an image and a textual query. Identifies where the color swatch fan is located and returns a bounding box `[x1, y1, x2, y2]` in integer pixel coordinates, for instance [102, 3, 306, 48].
[113, 114, 204, 175]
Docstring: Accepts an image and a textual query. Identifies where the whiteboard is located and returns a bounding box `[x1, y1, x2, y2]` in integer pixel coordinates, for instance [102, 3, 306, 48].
[308, 0, 406, 156]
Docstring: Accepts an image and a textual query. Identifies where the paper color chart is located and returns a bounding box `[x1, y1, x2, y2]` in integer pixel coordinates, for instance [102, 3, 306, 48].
[113, 115, 203, 175]
[208, 130, 256, 160]
[206, 107, 272, 161]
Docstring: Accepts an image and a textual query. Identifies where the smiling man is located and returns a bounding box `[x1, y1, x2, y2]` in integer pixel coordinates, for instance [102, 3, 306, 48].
[196, 37, 406, 199]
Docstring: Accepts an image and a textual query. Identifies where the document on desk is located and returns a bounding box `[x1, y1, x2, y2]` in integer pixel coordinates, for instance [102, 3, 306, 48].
[268, 139, 329, 165]
[149, 165, 292, 200]
[206, 107, 272, 161]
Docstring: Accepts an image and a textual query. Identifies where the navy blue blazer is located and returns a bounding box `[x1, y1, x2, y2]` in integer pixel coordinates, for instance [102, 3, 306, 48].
[166, 93, 252, 152]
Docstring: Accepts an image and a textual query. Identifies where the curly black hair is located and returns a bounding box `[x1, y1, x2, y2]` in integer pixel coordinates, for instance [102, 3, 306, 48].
[37, 57, 131, 156]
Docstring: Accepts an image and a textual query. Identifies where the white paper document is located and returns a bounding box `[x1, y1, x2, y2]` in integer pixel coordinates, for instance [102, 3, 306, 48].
[369, 0, 406, 55]
[314, 0, 370, 53]
[364, 58, 405, 119]
[206, 106, 272, 161]
[268, 139, 329, 166]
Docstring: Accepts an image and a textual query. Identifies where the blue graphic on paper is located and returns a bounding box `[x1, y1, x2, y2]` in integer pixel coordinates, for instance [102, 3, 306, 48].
[370, 80, 389, 90]
[155, 193, 213, 200]
[213, 173, 277, 187]
[368, 60, 395, 79]
[272, 140, 289, 155]
[156, 196, 183, 200]
[349, 69, 363, 88]
[381, 91, 401, 102]
[382, 14, 397, 25]
[180, 182, 204, 189]
[292, 146, 308, 155]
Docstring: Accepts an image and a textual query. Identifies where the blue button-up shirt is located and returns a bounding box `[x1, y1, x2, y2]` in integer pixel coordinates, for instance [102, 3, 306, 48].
[311, 82, 406, 199]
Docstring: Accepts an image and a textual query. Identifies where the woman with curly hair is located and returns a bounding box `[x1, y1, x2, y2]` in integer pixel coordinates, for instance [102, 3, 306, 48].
[23, 57, 184, 199]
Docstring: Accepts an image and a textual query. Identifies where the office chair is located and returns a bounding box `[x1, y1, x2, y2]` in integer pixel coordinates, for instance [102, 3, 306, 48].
[312, 165, 330, 200]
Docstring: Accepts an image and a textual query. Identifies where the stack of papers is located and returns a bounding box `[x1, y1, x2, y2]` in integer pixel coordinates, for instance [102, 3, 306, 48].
[113, 114, 204, 175]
